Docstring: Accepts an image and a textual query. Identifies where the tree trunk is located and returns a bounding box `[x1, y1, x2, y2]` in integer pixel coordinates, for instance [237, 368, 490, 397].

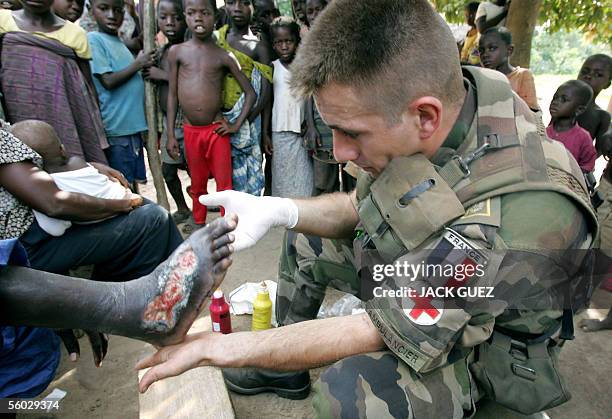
[506, 0, 543, 68]
[143, 0, 170, 210]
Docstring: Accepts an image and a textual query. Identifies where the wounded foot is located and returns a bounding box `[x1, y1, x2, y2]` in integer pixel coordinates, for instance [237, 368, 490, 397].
[133, 215, 237, 346]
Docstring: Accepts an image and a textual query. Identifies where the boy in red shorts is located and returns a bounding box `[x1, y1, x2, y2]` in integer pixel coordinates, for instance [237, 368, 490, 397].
[166, 0, 255, 228]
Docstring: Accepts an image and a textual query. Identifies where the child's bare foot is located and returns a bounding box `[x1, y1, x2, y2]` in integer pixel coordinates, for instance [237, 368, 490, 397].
[126, 215, 237, 346]
[578, 311, 612, 332]
[171, 210, 191, 224]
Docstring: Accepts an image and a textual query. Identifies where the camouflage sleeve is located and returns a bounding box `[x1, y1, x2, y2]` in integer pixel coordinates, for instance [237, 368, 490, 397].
[364, 224, 502, 374]
[364, 191, 589, 374]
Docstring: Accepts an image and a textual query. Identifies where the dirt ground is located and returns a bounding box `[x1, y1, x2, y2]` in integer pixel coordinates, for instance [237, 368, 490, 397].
[17, 80, 612, 418]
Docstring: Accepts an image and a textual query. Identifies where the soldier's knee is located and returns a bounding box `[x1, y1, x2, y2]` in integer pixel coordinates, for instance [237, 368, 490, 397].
[313, 353, 413, 419]
[312, 377, 339, 419]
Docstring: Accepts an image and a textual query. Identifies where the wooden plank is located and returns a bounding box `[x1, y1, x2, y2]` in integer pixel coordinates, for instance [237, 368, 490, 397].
[142, 0, 170, 209]
[138, 317, 235, 419]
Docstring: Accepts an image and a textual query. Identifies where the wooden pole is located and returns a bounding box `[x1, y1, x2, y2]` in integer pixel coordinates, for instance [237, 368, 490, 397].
[143, 0, 170, 210]
[506, 0, 543, 69]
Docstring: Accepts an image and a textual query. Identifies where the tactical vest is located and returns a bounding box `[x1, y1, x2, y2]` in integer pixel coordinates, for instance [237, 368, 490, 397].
[356, 66, 598, 263]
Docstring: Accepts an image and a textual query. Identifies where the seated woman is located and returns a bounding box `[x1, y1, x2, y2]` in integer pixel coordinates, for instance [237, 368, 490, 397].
[0, 0, 108, 163]
[0, 120, 182, 280]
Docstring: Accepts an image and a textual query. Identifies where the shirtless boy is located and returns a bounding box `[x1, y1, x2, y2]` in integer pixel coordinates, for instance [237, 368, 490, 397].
[143, 0, 191, 224]
[166, 0, 255, 227]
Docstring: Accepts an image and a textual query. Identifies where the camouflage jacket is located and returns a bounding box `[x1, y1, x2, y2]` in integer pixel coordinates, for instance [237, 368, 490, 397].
[357, 67, 599, 374]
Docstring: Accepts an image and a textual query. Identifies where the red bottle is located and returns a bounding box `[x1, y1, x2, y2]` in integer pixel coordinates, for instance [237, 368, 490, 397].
[209, 290, 232, 334]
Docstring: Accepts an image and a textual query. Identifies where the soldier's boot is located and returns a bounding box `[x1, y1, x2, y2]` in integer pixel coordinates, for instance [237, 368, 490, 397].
[222, 368, 311, 400]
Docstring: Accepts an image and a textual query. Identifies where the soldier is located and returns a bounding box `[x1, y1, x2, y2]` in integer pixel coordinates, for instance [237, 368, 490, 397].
[137, 0, 600, 417]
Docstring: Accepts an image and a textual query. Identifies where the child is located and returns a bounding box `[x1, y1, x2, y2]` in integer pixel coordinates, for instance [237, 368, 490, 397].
[291, 0, 308, 37]
[269, 17, 312, 198]
[475, 0, 509, 33]
[0, 0, 21, 10]
[0, 0, 108, 163]
[478, 26, 540, 112]
[167, 0, 255, 227]
[80, 0, 142, 52]
[217, 0, 273, 197]
[11, 120, 141, 237]
[252, 0, 280, 40]
[459, 2, 480, 66]
[88, 0, 156, 189]
[546, 80, 596, 173]
[252, 0, 280, 196]
[142, 0, 191, 224]
[577, 54, 612, 154]
[52, 0, 85, 22]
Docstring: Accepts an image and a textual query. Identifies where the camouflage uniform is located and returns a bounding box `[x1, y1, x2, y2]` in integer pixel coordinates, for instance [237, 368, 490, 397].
[597, 172, 612, 255]
[276, 67, 598, 418]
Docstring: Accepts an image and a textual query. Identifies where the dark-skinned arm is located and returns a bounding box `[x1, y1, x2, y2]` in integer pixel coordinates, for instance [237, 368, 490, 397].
[0, 162, 134, 220]
[247, 41, 273, 123]
[77, 59, 101, 104]
[215, 54, 257, 136]
[594, 112, 612, 154]
[475, 9, 509, 33]
[97, 49, 155, 91]
[303, 97, 320, 150]
[165, 46, 181, 160]
[262, 87, 273, 154]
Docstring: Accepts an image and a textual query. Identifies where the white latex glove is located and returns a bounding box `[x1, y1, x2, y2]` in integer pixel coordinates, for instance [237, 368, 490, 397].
[199, 190, 298, 251]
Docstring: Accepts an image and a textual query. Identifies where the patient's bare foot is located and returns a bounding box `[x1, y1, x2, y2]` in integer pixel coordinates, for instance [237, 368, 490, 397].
[579, 310, 612, 332]
[130, 215, 237, 346]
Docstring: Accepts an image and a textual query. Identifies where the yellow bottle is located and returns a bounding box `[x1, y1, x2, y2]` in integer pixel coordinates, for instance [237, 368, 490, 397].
[251, 282, 272, 331]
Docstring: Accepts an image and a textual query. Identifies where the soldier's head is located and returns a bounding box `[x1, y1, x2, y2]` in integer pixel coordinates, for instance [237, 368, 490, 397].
[478, 26, 513, 71]
[290, 0, 465, 177]
[549, 80, 593, 122]
[578, 54, 612, 99]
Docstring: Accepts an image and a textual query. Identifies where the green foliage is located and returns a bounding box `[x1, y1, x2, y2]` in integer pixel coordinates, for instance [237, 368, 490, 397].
[530, 29, 611, 75]
[277, 0, 293, 17]
[542, 0, 611, 45]
[432, 0, 611, 44]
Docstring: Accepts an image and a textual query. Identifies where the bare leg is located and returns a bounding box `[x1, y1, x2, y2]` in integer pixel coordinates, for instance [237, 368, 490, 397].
[162, 162, 191, 219]
[579, 308, 612, 332]
[0, 216, 237, 346]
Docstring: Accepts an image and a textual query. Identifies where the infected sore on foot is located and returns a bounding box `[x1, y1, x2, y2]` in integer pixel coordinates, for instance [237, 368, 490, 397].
[142, 246, 198, 332]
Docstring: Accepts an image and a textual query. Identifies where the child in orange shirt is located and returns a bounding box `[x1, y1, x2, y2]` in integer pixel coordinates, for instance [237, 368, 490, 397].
[479, 26, 540, 112]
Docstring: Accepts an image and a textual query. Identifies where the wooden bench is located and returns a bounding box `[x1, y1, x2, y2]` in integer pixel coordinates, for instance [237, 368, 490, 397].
[138, 317, 235, 419]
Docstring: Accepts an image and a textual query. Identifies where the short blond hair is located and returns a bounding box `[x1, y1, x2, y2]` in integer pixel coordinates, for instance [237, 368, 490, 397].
[290, 0, 465, 122]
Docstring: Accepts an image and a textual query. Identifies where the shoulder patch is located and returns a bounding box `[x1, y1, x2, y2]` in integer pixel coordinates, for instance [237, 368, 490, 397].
[452, 197, 501, 228]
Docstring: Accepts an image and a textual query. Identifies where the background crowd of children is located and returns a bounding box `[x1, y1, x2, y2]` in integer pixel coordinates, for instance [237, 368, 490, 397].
[0, 0, 610, 237]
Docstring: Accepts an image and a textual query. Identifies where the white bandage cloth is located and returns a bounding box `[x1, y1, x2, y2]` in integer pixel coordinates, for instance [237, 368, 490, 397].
[33, 165, 129, 236]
